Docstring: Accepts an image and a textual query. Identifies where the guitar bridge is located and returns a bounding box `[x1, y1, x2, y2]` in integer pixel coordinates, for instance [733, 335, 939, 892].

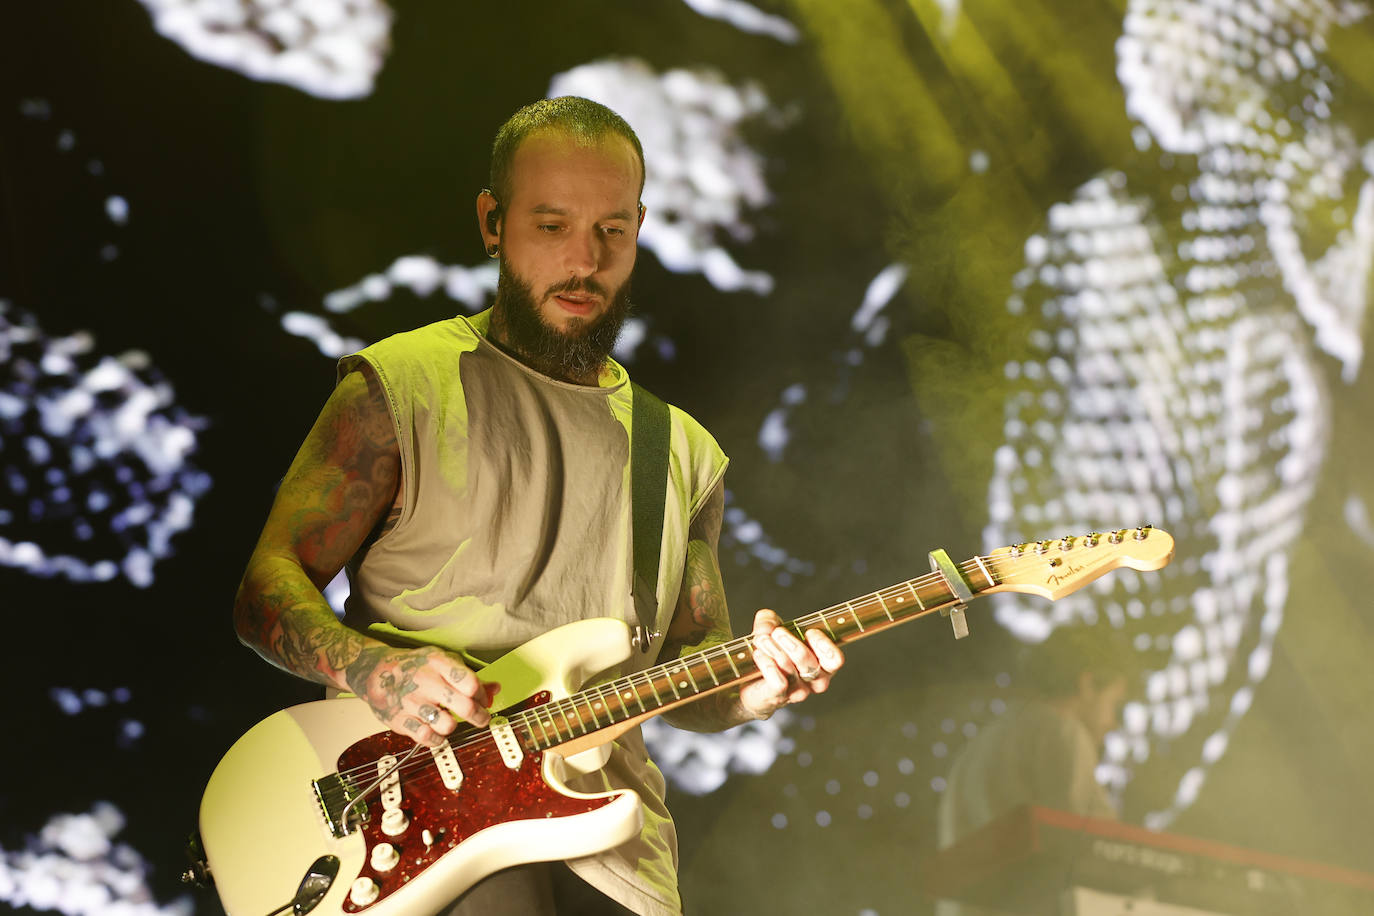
[313, 772, 367, 839]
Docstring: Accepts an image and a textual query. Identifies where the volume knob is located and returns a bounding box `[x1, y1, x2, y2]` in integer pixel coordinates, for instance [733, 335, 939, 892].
[370, 842, 400, 873]
[381, 808, 409, 836]
[349, 877, 380, 906]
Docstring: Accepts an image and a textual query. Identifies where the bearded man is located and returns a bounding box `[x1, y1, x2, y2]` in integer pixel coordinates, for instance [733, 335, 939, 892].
[232, 96, 844, 916]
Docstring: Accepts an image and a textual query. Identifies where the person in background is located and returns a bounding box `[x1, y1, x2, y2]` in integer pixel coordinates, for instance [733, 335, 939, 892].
[935, 625, 1138, 915]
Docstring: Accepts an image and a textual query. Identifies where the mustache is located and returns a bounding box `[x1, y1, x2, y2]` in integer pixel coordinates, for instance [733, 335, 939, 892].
[544, 277, 608, 299]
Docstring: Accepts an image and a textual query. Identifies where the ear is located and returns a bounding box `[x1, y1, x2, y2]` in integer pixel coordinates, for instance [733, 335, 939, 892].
[637, 203, 646, 231]
[476, 189, 501, 249]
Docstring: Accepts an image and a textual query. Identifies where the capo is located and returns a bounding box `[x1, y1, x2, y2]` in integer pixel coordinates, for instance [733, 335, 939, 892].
[928, 548, 972, 639]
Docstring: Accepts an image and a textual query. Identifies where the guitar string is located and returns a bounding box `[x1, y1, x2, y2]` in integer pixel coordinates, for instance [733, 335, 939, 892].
[328, 554, 1017, 794]
[328, 556, 1009, 789]
[337, 524, 1160, 804]
[327, 555, 1014, 793]
[326, 530, 1156, 808]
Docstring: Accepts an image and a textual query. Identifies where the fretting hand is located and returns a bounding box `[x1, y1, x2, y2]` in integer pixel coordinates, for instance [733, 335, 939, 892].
[739, 608, 845, 720]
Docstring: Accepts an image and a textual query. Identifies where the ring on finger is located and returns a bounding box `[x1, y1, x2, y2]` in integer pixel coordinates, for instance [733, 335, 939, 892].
[799, 666, 822, 681]
[420, 704, 441, 726]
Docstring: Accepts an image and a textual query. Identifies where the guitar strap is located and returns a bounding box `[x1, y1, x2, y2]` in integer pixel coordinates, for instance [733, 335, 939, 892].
[630, 381, 669, 654]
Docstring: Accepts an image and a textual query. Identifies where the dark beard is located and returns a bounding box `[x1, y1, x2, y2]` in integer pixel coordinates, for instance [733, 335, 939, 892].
[489, 263, 633, 383]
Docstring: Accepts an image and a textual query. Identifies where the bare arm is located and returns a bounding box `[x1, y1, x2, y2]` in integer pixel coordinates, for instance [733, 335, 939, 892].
[233, 365, 493, 745]
[659, 483, 844, 732]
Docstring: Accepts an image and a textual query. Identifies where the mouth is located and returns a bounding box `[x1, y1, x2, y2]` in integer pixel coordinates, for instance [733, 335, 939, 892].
[551, 293, 599, 316]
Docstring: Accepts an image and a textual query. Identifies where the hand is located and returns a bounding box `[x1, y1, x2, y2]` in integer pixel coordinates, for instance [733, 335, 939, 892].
[739, 609, 844, 720]
[345, 645, 499, 747]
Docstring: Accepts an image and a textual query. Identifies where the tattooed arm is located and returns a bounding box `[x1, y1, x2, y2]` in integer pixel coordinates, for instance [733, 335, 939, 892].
[233, 365, 494, 746]
[659, 482, 844, 732]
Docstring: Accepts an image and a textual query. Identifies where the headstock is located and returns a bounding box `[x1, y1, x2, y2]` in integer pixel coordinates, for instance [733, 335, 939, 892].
[982, 526, 1175, 601]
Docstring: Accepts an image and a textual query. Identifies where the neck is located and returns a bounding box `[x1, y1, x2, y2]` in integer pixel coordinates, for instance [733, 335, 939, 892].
[487, 302, 603, 386]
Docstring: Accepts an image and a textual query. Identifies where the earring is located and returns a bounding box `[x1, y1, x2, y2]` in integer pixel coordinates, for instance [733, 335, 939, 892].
[487, 244, 499, 258]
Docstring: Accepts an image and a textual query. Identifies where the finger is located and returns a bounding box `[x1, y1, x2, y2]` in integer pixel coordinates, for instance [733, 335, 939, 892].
[770, 627, 819, 678]
[414, 702, 457, 737]
[432, 686, 492, 728]
[437, 659, 484, 699]
[804, 629, 845, 674]
[399, 714, 444, 748]
[749, 621, 794, 676]
[753, 607, 785, 629]
[753, 649, 791, 700]
[426, 657, 494, 726]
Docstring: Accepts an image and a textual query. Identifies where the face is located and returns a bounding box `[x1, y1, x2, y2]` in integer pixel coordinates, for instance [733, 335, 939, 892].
[482, 130, 644, 383]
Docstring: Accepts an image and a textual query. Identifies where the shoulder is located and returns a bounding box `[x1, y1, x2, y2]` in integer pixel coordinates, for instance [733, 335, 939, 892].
[337, 315, 484, 385]
[667, 399, 729, 516]
[661, 397, 727, 470]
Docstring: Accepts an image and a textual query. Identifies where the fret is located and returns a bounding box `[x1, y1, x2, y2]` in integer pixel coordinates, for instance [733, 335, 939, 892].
[629, 679, 648, 714]
[646, 673, 664, 707]
[583, 690, 604, 728]
[537, 711, 562, 745]
[818, 613, 838, 640]
[663, 668, 682, 700]
[843, 600, 864, 633]
[724, 645, 742, 678]
[613, 684, 632, 718]
[876, 590, 895, 621]
[906, 581, 925, 610]
[973, 554, 994, 589]
[559, 700, 588, 736]
[534, 714, 554, 747]
[681, 662, 700, 694]
[703, 649, 721, 686]
[514, 718, 535, 752]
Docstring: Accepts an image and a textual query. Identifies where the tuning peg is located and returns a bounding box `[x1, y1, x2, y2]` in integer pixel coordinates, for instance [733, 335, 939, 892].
[1058, 536, 1074, 551]
[1084, 532, 1101, 547]
[1134, 524, 1153, 540]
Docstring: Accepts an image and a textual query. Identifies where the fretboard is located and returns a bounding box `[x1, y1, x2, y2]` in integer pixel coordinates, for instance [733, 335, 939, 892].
[510, 558, 999, 751]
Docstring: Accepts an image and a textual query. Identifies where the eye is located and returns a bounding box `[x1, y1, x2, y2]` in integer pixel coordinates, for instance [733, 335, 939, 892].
[602, 225, 627, 238]
[537, 223, 563, 233]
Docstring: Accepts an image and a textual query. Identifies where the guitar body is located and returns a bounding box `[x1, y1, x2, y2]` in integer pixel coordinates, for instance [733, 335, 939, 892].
[199, 618, 645, 916]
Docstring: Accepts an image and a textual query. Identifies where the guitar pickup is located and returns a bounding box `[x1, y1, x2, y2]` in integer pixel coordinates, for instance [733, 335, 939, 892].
[430, 742, 463, 790]
[490, 715, 524, 770]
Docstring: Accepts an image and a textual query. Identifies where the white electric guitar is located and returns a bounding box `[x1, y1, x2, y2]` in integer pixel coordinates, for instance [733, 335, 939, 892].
[196, 527, 1174, 915]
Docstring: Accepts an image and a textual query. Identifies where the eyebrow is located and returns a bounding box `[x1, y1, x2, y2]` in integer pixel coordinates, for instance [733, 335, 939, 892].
[531, 203, 637, 221]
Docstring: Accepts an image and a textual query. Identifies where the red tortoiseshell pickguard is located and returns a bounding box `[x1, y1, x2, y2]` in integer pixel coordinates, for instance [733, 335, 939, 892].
[336, 691, 617, 910]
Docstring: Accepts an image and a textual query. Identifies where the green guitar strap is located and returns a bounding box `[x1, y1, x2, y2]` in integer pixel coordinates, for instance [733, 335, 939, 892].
[630, 381, 670, 654]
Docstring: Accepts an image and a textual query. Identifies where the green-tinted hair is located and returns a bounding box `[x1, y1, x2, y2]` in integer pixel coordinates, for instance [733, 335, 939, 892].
[488, 96, 646, 210]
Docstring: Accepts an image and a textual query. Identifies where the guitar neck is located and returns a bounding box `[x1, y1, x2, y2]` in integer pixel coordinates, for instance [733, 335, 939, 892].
[506, 526, 1176, 754]
[509, 559, 995, 753]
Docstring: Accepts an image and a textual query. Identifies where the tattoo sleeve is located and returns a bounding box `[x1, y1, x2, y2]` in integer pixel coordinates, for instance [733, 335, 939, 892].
[232, 365, 401, 689]
[659, 482, 758, 731]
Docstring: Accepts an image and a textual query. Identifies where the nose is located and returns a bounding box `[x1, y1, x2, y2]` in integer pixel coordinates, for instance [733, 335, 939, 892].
[563, 228, 600, 279]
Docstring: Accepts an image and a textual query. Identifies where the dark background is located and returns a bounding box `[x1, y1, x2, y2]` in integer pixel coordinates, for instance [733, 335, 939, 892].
[2, 1, 1373, 913]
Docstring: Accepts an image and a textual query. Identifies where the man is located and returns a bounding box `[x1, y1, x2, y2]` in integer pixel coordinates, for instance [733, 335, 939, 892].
[935, 626, 1135, 915]
[232, 96, 844, 916]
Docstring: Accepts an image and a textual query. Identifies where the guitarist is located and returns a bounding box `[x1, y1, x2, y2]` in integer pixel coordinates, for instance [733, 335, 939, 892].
[232, 96, 845, 916]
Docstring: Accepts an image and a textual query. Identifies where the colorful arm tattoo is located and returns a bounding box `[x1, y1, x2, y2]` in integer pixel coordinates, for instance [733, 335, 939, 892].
[233, 365, 400, 690]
